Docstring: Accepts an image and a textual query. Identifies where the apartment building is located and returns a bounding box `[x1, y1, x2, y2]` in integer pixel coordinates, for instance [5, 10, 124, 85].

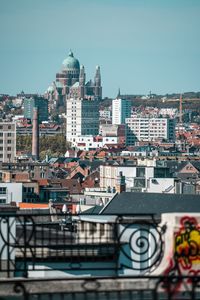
[126, 116, 175, 145]
[24, 96, 49, 123]
[112, 98, 132, 125]
[0, 122, 16, 163]
[66, 97, 99, 143]
[0, 183, 23, 204]
[0, 162, 51, 182]
[100, 163, 178, 194]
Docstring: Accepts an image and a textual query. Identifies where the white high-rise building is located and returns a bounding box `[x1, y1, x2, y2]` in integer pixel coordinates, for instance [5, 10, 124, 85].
[66, 98, 99, 143]
[112, 98, 132, 125]
[126, 116, 175, 145]
[0, 122, 16, 162]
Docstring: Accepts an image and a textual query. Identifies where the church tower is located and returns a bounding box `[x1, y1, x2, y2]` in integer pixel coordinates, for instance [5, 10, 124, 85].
[94, 65, 102, 100]
[79, 65, 85, 99]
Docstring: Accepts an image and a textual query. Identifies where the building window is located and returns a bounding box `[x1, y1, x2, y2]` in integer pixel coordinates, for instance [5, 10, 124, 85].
[100, 224, 104, 237]
[89, 223, 97, 235]
[0, 187, 7, 195]
[81, 222, 84, 232]
[27, 187, 34, 193]
[154, 168, 169, 178]
[134, 178, 145, 188]
[0, 199, 6, 204]
[136, 167, 145, 178]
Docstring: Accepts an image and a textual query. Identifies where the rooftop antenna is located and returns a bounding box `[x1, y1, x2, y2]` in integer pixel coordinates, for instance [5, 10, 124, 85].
[117, 88, 121, 99]
[149, 91, 152, 98]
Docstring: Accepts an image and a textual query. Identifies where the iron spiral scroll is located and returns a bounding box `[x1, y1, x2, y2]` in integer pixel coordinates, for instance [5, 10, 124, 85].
[117, 216, 165, 272]
[13, 282, 28, 300]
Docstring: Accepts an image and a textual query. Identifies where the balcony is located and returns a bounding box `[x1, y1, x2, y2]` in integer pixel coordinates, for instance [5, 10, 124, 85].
[0, 211, 200, 299]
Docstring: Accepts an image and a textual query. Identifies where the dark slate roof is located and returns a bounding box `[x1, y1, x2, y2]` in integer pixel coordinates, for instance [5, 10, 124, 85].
[48, 157, 79, 164]
[101, 192, 200, 215]
[64, 158, 79, 163]
[176, 173, 199, 181]
[165, 160, 200, 173]
[192, 161, 200, 171]
[53, 157, 66, 164]
[82, 205, 103, 214]
[78, 160, 104, 171]
[165, 161, 187, 173]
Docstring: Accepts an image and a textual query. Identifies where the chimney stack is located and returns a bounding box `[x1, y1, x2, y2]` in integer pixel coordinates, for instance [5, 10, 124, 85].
[32, 107, 39, 160]
[179, 94, 183, 124]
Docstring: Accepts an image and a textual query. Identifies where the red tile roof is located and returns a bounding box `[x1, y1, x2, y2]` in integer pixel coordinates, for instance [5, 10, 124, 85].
[37, 179, 49, 186]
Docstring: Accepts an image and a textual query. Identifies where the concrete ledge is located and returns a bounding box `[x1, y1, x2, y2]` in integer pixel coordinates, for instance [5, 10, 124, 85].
[0, 277, 199, 296]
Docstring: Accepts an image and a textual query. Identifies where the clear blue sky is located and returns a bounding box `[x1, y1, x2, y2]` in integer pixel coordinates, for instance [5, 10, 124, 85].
[0, 0, 200, 97]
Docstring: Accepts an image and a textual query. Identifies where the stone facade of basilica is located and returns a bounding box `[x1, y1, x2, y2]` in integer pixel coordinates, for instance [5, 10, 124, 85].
[46, 50, 102, 111]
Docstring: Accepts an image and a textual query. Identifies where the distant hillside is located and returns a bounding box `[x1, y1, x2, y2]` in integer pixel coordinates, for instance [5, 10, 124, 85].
[102, 93, 200, 110]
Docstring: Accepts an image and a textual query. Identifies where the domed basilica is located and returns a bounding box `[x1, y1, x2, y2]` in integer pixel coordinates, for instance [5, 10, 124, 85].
[46, 50, 102, 110]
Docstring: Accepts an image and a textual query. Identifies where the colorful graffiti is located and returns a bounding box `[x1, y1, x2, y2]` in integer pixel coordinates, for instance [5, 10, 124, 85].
[174, 216, 200, 269]
[163, 216, 200, 296]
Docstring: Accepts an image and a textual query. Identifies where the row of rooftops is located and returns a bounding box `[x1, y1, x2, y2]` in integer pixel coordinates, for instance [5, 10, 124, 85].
[2, 155, 200, 174]
[1, 191, 200, 218]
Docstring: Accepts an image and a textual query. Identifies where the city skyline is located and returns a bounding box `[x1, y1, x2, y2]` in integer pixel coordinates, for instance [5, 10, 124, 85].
[0, 0, 200, 97]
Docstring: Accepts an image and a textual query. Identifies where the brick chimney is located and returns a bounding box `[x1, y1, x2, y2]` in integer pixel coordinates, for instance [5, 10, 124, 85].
[32, 107, 39, 160]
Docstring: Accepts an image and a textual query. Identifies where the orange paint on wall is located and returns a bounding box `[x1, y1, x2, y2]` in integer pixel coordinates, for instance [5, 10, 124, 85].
[18, 203, 49, 209]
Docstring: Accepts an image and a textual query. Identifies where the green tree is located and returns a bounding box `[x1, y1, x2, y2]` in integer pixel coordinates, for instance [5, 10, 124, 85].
[17, 134, 71, 159]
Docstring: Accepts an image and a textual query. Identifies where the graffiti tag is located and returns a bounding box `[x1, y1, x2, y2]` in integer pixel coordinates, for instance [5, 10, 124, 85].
[174, 216, 200, 269]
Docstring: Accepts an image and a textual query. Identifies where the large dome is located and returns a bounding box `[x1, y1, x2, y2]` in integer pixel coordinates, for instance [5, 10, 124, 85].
[62, 50, 80, 70]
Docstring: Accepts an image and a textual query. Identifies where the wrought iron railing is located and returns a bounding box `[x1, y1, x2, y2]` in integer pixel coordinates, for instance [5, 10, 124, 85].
[0, 213, 165, 278]
[0, 212, 200, 299]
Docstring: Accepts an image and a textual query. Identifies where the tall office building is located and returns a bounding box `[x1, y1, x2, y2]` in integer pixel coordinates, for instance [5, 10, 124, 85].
[112, 98, 132, 125]
[24, 96, 48, 123]
[66, 98, 99, 143]
[0, 122, 16, 162]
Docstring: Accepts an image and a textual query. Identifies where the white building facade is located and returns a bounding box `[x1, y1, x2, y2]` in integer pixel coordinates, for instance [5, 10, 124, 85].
[99, 109, 111, 120]
[71, 135, 118, 150]
[0, 183, 23, 204]
[125, 116, 175, 145]
[66, 98, 99, 143]
[100, 164, 177, 194]
[112, 98, 132, 125]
